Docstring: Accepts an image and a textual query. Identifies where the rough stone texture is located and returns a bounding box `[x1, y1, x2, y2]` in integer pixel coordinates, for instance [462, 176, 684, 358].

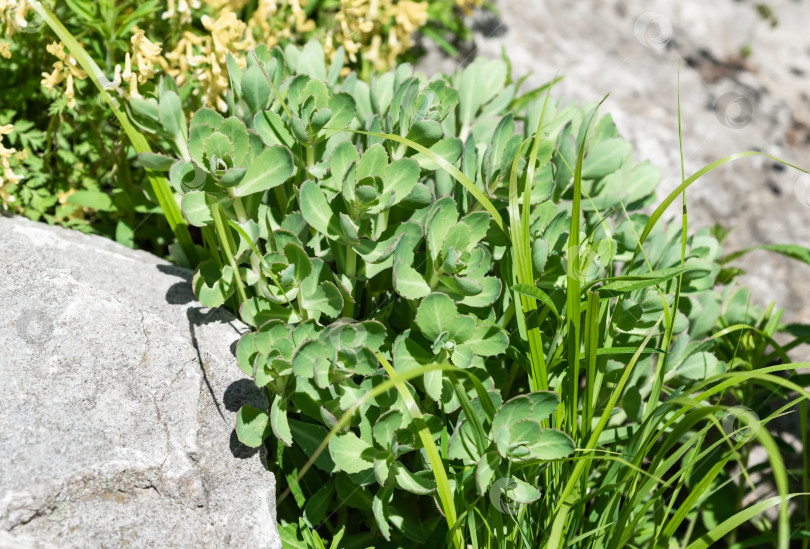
[420, 0, 810, 326]
[0, 214, 280, 549]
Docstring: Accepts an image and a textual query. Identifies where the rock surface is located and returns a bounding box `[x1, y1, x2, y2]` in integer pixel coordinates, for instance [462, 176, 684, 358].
[0, 214, 280, 549]
[421, 0, 810, 325]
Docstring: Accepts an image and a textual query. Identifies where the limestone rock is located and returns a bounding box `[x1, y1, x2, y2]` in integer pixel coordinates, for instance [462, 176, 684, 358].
[0, 214, 280, 549]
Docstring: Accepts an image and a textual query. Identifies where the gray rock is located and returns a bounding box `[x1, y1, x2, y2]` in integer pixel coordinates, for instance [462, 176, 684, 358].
[421, 0, 810, 325]
[0, 214, 280, 549]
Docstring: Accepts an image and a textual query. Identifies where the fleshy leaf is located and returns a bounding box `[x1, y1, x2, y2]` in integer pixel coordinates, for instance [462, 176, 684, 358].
[236, 405, 272, 448]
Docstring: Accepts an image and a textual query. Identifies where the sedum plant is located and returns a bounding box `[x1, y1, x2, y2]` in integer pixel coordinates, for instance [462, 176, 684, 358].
[139, 39, 810, 548]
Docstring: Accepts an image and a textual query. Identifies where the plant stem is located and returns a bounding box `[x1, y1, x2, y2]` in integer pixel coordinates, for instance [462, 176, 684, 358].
[343, 246, 357, 318]
[306, 143, 315, 175]
[212, 204, 248, 306]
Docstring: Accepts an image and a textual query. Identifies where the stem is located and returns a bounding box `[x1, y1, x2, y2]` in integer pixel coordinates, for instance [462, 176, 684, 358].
[232, 196, 248, 223]
[306, 143, 315, 176]
[212, 204, 248, 306]
[377, 355, 463, 549]
[343, 246, 357, 318]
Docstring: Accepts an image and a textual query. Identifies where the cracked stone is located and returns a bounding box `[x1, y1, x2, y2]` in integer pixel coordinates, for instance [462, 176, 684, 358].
[0, 214, 280, 549]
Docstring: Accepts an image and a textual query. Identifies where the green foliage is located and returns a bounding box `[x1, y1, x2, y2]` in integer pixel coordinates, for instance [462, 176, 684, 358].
[144, 39, 810, 547]
[0, 0, 481, 256]
[0, 0, 182, 254]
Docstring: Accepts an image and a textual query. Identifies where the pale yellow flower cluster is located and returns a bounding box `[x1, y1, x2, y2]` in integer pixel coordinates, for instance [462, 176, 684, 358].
[1, 0, 31, 38]
[159, 1, 318, 111]
[119, 29, 164, 98]
[38, 0, 480, 114]
[162, 0, 202, 25]
[160, 10, 252, 112]
[1, 0, 32, 57]
[329, 0, 429, 70]
[40, 42, 88, 108]
[0, 124, 22, 205]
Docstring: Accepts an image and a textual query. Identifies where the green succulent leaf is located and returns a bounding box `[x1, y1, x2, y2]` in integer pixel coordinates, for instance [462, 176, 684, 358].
[393, 239, 431, 300]
[236, 405, 272, 448]
[271, 395, 293, 447]
[329, 432, 374, 474]
[181, 190, 213, 227]
[192, 260, 234, 307]
[235, 145, 294, 196]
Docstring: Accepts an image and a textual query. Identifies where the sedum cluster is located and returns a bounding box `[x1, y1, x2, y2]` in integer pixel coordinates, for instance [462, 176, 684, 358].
[133, 39, 787, 545]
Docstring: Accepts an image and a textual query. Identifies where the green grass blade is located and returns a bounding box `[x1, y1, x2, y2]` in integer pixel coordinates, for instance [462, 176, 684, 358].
[564, 96, 607, 439]
[632, 152, 809, 261]
[508, 139, 548, 390]
[378, 354, 461, 549]
[685, 494, 807, 549]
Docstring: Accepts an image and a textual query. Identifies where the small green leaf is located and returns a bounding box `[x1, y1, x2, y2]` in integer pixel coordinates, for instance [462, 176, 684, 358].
[392, 462, 435, 495]
[181, 191, 213, 227]
[192, 260, 234, 307]
[329, 432, 373, 474]
[137, 152, 175, 171]
[416, 293, 458, 341]
[492, 392, 559, 438]
[241, 64, 271, 113]
[284, 242, 312, 282]
[128, 96, 161, 133]
[234, 145, 294, 196]
[254, 110, 296, 148]
[296, 39, 327, 81]
[236, 405, 272, 448]
[158, 90, 186, 140]
[672, 351, 723, 381]
[459, 277, 502, 308]
[270, 395, 293, 447]
[67, 190, 115, 212]
[300, 180, 343, 240]
[462, 323, 509, 357]
[325, 93, 356, 133]
[581, 137, 632, 179]
[393, 240, 431, 300]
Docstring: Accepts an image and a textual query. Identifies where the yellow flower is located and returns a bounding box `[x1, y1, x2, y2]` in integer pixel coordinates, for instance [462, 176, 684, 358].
[162, 0, 201, 24]
[131, 29, 162, 84]
[41, 42, 88, 108]
[0, 40, 10, 58]
[0, 124, 23, 196]
[394, 1, 428, 35]
[1, 0, 33, 37]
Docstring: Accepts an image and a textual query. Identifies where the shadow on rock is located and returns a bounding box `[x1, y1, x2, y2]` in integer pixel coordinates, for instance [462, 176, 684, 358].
[166, 281, 195, 305]
[224, 378, 266, 413]
[186, 306, 234, 327]
[472, 10, 507, 38]
[156, 263, 192, 280]
[230, 429, 260, 459]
